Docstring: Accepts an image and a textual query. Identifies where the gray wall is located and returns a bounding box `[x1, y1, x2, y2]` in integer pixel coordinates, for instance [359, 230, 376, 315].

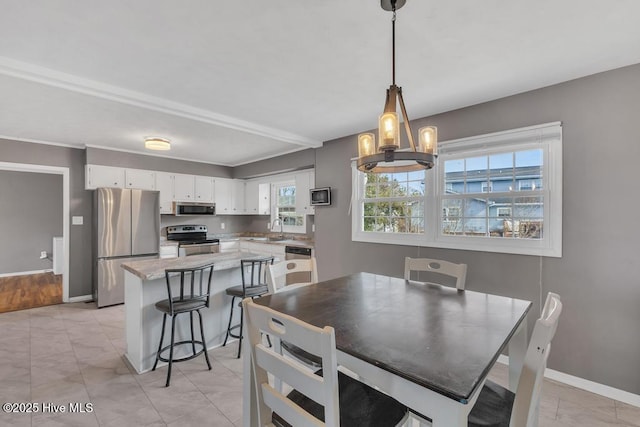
[312, 63, 640, 395]
[160, 215, 255, 237]
[0, 139, 91, 297]
[0, 170, 63, 274]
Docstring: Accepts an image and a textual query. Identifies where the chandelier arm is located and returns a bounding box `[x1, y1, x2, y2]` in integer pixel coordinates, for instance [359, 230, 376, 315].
[397, 89, 417, 151]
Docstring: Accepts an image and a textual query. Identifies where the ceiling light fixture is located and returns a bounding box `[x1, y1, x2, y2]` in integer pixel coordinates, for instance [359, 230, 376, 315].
[357, 0, 437, 173]
[144, 137, 171, 151]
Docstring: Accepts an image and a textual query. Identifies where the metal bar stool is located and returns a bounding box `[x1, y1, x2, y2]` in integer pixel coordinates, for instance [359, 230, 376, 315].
[222, 256, 274, 358]
[152, 262, 215, 387]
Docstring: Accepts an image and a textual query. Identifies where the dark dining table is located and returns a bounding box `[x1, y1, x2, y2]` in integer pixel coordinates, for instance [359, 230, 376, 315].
[242, 272, 532, 427]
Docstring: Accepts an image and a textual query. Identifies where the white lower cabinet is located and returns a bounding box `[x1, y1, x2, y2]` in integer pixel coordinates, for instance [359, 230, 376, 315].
[220, 240, 240, 252]
[239, 241, 285, 260]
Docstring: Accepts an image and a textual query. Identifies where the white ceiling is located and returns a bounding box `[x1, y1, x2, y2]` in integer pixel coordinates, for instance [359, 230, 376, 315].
[1, 0, 640, 166]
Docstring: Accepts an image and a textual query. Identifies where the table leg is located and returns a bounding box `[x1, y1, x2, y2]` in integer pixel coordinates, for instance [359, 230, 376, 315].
[508, 317, 528, 392]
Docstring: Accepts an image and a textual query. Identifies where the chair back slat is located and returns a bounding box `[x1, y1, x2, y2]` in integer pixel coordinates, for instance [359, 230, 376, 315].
[404, 257, 467, 290]
[510, 292, 562, 427]
[256, 345, 325, 404]
[261, 383, 324, 427]
[244, 299, 339, 427]
[266, 257, 318, 294]
[164, 263, 214, 314]
[241, 257, 274, 292]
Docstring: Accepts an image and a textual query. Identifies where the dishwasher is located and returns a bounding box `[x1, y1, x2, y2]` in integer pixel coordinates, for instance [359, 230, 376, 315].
[284, 245, 313, 285]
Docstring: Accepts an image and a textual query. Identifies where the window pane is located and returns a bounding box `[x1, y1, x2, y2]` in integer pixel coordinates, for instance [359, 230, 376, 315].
[515, 149, 543, 191]
[365, 183, 377, 198]
[463, 218, 487, 236]
[392, 181, 408, 197]
[408, 180, 425, 196]
[489, 152, 514, 192]
[442, 199, 463, 235]
[514, 196, 543, 218]
[444, 159, 464, 193]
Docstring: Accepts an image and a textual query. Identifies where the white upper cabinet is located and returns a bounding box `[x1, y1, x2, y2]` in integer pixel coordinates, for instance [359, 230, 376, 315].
[173, 174, 195, 201]
[295, 170, 315, 215]
[214, 178, 233, 214]
[194, 176, 214, 203]
[232, 180, 246, 214]
[246, 180, 271, 215]
[125, 169, 155, 190]
[155, 172, 175, 214]
[215, 178, 245, 214]
[85, 165, 125, 189]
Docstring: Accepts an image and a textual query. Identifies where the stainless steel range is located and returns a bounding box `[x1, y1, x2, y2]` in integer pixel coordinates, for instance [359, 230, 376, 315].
[166, 225, 220, 256]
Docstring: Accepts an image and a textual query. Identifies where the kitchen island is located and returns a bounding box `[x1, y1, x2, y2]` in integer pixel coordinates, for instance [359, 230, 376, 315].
[121, 251, 270, 374]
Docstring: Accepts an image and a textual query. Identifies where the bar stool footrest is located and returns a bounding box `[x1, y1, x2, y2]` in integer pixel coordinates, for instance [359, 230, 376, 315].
[157, 340, 210, 364]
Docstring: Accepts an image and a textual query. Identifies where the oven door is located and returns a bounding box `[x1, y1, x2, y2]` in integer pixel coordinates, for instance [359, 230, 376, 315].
[179, 242, 220, 256]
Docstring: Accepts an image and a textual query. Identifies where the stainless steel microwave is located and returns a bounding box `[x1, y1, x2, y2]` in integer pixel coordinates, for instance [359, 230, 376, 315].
[310, 187, 331, 206]
[172, 201, 216, 216]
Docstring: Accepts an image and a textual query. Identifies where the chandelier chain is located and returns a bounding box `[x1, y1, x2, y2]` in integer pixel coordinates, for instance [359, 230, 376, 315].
[391, 1, 396, 85]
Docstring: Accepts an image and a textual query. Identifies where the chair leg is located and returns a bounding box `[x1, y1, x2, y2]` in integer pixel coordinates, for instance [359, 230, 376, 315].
[153, 313, 167, 371]
[166, 314, 177, 387]
[190, 311, 196, 355]
[198, 309, 212, 370]
[236, 303, 243, 359]
[223, 296, 236, 347]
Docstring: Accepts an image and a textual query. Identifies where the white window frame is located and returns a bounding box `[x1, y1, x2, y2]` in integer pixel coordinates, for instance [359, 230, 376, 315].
[271, 179, 306, 234]
[352, 122, 562, 257]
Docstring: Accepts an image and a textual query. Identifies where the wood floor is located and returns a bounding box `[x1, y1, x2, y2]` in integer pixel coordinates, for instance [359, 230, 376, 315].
[0, 272, 62, 313]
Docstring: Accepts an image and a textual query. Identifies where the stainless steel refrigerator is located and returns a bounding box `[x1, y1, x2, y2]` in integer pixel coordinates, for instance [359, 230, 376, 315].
[93, 188, 160, 307]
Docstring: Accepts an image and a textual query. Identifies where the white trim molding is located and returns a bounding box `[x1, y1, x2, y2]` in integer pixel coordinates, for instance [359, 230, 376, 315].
[497, 355, 640, 408]
[0, 269, 53, 278]
[67, 294, 93, 303]
[0, 161, 70, 303]
[0, 56, 321, 148]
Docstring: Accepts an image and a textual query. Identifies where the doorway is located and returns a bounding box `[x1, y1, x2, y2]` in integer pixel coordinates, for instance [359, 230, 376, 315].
[0, 162, 69, 309]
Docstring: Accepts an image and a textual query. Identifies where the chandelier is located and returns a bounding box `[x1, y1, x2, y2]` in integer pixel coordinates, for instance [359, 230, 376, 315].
[357, 0, 437, 173]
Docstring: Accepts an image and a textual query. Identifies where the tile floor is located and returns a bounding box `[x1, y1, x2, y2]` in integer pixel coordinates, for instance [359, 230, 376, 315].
[0, 302, 638, 426]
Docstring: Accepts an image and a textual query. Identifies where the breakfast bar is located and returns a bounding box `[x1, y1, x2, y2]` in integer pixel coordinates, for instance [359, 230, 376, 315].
[121, 251, 267, 374]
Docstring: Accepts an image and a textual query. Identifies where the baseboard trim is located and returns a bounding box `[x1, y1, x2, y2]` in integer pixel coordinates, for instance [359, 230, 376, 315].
[497, 355, 640, 408]
[0, 269, 53, 278]
[67, 294, 93, 303]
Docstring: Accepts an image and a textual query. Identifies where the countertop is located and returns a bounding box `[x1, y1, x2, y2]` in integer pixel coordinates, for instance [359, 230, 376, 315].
[217, 236, 314, 249]
[121, 251, 268, 281]
[160, 234, 313, 249]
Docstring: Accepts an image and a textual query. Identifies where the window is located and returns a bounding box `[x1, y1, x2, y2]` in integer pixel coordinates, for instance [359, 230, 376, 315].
[272, 181, 306, 233]
[352, 122, 562, 257]
[497, 207, 512, 217]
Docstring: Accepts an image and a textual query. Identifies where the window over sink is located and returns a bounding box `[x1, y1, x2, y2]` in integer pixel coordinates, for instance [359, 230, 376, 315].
[272, 180, 306, 234]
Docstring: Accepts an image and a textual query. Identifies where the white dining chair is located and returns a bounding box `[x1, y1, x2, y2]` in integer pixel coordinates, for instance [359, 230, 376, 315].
[470, 292, 563, 427]
[243, 298, 410, 427]
[404, 257, 467, 290]
[267, 257, 322, 369]
[266, 257, 318, 295]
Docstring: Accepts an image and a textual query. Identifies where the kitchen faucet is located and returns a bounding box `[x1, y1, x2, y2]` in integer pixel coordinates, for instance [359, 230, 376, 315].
[271, 218, 284, 239]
